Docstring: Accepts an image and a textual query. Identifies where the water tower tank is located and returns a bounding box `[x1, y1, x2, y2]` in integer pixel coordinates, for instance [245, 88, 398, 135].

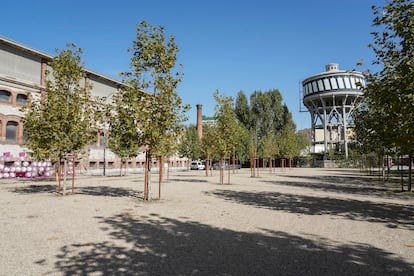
[302, 64, 365, 160]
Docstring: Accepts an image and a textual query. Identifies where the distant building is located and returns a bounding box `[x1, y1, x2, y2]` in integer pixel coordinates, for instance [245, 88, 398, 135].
[202, 115, 217, 126]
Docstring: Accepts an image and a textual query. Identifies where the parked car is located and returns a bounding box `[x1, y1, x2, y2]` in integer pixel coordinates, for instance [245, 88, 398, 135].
[191, 161, 205, 170]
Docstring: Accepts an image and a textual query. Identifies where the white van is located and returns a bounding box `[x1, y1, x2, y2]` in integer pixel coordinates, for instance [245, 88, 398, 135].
[191, 161, 205, 170]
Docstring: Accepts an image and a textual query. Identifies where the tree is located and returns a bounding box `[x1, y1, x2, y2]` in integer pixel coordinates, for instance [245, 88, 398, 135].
[275, 128, 294, 167]
[234, 91, 251, 129]
[106, 93, 141, 176]
[178, 124, 201, 161]
[119, 21, 189, 200]
[357, 0, 414, 190]
[200, 124, 220, 175]
[213, 90, 245, 184]
[249, 89, 285, 139]
[235, 89, 299, 167]
[22, 43, 102, 193]
[259, 132, 278, 170]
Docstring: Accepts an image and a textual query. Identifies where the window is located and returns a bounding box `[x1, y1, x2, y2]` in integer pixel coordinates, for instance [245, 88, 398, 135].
[307, 83, 313, 94]
[312, 81, 318, 92]
[16, 94, 28, 105]
[344, 77, 351, 89]
[337, 77, 345, 89]
[0, 90, 11, 103]
[6, 121, 18, 142]
[323, 78, 331, 90]
[317, 79, 324, 91]
[330, 78, 338, 89]
[89, 162, 96, 169]
[350, 77, 356, 89]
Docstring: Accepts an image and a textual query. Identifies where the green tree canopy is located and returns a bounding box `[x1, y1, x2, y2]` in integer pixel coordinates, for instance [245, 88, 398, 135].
[178, 124, 201, 160]
[117, 21, 189, 199]
[363, 0, 414, 154]
[22, 43, 101, 162]
[234, 89, 302, 161]
[354, 0, 413, 190]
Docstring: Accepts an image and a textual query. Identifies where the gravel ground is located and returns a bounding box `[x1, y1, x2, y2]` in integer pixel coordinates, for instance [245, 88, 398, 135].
[0, 168, 413, 275]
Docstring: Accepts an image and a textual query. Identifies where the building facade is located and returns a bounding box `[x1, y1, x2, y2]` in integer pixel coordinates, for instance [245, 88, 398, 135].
[0, 36, 187, 176]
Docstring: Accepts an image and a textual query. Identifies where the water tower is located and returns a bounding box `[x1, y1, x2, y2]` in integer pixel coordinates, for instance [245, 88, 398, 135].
[302, 64, 365, 164]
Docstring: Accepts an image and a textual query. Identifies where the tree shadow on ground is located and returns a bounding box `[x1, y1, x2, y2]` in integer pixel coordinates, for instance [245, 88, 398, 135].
[52, 213, 414, 275]
[272, 174, 409, 199]
[12, 185, 142, 199]
[76, 186, 142, 198]
[11, 184, 56, 194]
[168, 178, 209, 183]
[206, 190, 414, 230]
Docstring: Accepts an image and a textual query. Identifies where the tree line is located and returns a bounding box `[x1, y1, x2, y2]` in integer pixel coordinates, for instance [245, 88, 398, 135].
[22, 21, 189, 199]
[178, 89, 309, 178]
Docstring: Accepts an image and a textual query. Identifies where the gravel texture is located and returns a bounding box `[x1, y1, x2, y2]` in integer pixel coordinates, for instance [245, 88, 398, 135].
[0, 168, 413, 275]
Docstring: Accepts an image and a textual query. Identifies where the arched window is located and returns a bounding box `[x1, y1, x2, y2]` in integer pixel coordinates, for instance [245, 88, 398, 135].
[16, 94, 28, 105]
[0, 90, 11, 103]
[6, 121, 18, 142]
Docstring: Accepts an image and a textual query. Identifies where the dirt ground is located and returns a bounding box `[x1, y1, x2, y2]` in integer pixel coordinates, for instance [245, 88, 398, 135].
[0, 168, 413, 275]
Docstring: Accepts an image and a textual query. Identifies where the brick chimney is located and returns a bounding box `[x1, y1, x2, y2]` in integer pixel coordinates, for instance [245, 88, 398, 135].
[196, 104, 203, 139]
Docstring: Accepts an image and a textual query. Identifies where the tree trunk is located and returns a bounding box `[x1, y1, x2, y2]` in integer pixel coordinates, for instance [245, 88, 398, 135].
[144, 151, 152, 201]
[408, 155, 412, 192]
[56, 160, 61, 194]
[227, 157, 231, 184]
[400, 155, 404, 192]
[63, 159, 67, 196]
[206, 156, 209, 177]
[167, 159, 170, 182]
[71, 157, 75, 194]
[232, 152, 236, 174]
[251, 157, 255, 177]
[158, 156, 163, 199]
[220, 156, 224, 184]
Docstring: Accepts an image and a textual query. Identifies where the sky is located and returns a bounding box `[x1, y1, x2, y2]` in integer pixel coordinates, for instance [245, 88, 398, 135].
[1, 0, 385, 130]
